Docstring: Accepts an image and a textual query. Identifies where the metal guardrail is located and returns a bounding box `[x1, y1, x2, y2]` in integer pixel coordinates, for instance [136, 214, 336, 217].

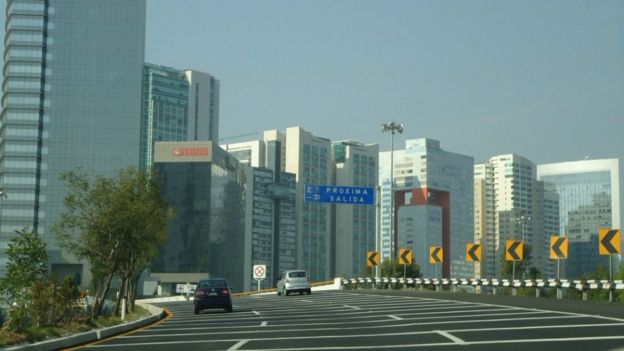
[341, 277, 624, 301]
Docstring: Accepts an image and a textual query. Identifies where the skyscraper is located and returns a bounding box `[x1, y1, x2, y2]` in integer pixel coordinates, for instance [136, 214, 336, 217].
[141, 64, 220, 170]
[380, 138, 474, 279]
[333, 140, 378, 277]
[476, 154, 558, 279]
[221, 138, 297, 290]
[537, 159, 620, 278]
[0, 0, 146, 281]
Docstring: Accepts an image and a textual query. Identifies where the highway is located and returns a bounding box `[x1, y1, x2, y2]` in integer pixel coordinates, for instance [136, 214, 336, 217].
[75, 290, 624, 351]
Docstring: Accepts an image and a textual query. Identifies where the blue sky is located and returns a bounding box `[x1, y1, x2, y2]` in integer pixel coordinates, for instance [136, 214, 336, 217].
[1, 0, 623, 166]
[142, 0, 624, 166]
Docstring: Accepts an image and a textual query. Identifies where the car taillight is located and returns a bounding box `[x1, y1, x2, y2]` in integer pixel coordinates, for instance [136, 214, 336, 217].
[196, 288, 206, 298]
[221, 288, 230, 296]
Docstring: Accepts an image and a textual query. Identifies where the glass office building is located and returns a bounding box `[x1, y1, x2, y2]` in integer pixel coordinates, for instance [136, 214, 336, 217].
[141, 64, 220, 171]
[0, 0, 146, 280]
[152, 141, 246, 290]
[537, 159, 620, 278]
[141, 64, 189, 169]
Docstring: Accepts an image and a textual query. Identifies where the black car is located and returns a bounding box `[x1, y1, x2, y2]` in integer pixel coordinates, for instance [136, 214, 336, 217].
[193, 278, 233, 314]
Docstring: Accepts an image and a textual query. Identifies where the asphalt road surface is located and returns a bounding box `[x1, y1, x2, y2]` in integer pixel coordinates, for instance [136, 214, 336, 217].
[74, 290, 624, 351]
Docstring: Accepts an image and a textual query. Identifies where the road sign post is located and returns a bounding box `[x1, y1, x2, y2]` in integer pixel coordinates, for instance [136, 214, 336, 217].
[367, 252, 380, 287]
[253, 264, 267, 293]
[398, 248, 412, 281]
[505, 240, 524, 296]
[429, 246, 443, 283]
[599, 228, 621, 302]
[549, 235, 568, 298]
[466, 243, 481, 282]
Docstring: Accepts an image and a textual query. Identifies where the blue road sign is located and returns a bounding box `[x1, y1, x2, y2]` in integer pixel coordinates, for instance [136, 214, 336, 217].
[304, 185, 375, 205]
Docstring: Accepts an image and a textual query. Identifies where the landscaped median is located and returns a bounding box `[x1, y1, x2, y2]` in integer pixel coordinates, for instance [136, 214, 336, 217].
[3, 298, 176, 351]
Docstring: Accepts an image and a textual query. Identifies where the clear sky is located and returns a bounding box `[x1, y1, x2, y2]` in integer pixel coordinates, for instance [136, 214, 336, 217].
[141, 0, 624, 165]
[1, 0, 623, 165]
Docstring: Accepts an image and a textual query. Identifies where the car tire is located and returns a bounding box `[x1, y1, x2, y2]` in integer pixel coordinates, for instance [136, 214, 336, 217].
[194, 306, 199, 315]
[226, 305, 233, 313]
[307, 289, 312, 295]
[299, 290, 303, 295]
[285, 290, 289, 296]
[277, 289, 281, 296]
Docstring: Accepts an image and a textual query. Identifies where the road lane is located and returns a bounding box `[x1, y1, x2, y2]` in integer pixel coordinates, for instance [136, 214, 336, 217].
[74, 290, 624, 351]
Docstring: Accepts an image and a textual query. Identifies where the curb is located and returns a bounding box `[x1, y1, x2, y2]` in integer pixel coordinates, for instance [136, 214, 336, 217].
[6, 304, 167, 351]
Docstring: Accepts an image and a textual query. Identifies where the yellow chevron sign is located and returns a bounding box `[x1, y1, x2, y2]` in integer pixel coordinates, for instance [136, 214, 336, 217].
[399, 248, 413, 265]
[429, 246, 443, 264]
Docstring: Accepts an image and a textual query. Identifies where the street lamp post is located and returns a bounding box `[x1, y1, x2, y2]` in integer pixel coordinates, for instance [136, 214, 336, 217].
[382, 121, 403, 262]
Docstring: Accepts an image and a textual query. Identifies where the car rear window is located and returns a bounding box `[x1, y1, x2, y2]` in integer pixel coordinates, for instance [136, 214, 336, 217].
[199, 279, 227, 288]
[288, 271, 306, 278]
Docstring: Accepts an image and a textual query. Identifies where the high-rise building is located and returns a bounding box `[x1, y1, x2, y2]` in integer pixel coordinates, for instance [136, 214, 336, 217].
[261, 127, 333, 282]
[537, 159, 620, 278]
[0, 0, 146, 282]
[141, 64, 220, 170]
[476, 154, 558, 279]
[184, 70, 220, 143]
[222, 138, 297, 290]
[151, 141, 246, 291]
[380, 139, 474, 279]
[333, 141, 378, 277]
[141, 64, 189, 169]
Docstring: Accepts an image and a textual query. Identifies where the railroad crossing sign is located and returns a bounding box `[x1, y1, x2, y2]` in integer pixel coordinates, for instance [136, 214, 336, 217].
[599, 228, 621, 255]
[398, 248, 413, 265]
[466, 243, 481, 262]
[505, 240, 524, 261]
[367, 251, 379, 267]
[549, 236, 568, 259]
[253, 264, 267, 280]
[429, 246, 443, 264]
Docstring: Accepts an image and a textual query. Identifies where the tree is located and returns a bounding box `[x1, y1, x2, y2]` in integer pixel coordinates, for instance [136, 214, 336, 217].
[380, 258, 421, 278]
[0, 227, 48, 304]
[54, 167, 173, 321]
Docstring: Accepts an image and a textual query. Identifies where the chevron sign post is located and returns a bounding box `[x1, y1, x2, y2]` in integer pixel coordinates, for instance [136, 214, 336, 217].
[549, 235, 568, 282]
[599, 228, 621, 302]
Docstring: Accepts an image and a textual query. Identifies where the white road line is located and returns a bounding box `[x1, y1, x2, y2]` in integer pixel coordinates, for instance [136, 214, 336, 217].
[253, 311, 261, 316]
[260, 321, 268, 327]
[447, 322, 624, 333]
[343, 305, 361, 310]
[126, 314, 582, 337]
[411, 294, 624, 323]
[227, 339, 249, 351]
[435, 330, 467, 345]
[300, 299, 314, 302]
[387, 315, 403, 320]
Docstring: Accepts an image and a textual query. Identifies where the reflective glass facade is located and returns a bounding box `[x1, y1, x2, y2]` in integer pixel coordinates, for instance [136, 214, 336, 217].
[0, 0, 146, 278]
[152, 141, 246, 290]
[141, 64, 189, 169]
[537, 159, 620, 278]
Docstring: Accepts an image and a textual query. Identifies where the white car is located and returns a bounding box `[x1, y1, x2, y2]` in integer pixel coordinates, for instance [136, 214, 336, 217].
[277, 270, 311, 296]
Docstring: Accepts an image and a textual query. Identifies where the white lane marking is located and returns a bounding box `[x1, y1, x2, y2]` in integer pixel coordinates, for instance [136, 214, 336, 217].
[447, 322, 624, 333]
[227, 339, 249, 351]
[260, 321, 268, 327]
[300, 299, 313, 303]
[253, 311, 261, 316]
[436, 330, 467, 345]
[404, 293, 624, 323]
[85, 330, 444, 348]
[127, 314, 582, 337]
[387, 315, 403, 320]
[343, 305, 361, 310]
